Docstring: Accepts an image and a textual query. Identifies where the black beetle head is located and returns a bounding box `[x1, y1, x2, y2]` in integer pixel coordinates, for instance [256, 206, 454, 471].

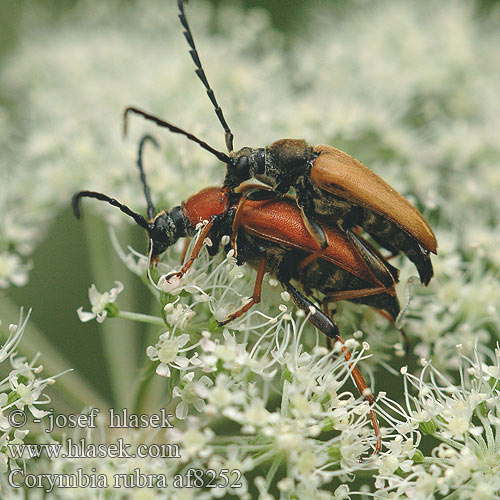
[148, 206, 187, 259]
[224, 147, 266, 189]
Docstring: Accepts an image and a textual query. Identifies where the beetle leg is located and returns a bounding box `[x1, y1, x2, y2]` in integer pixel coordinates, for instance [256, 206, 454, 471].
[230, 195, 248, 255]
[230, 187, 276, 256]
[165, 217, 215, 281]
[217, 254, 266, 326]
[384, 251, 400, 260]
[297, 206, 328, 271]
[323, 288, 410, 357]
[322, 302, 334, 351]
[323, 286, 394, 303]
[280, 280, 381, 454]
[345, 228, 398, 287]
[237, 184, 275, 196]
[219, 186, 231, 204]
[180, 237, 191, 264]
[295, 203, 329, 286]
[295, 177, 328, 270]
[365, 231, 400, 260]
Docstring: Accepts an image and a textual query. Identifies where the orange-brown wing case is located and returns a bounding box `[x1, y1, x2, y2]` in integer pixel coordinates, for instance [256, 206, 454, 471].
[182, 187, 228, 226]
[239, 196, 385, 285]
[311, 145, 437, 254]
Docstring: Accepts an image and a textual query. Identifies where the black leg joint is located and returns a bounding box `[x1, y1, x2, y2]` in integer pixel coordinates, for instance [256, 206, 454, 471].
[281, 280, 340, 343]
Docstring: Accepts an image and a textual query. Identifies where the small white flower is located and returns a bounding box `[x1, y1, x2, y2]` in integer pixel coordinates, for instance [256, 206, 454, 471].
[0, 252, 31, 289]
[167, 417, 214, 460]
[77, 281, 124, 323]
[205, 374, 245, 415]
[164, 302, 196, 329]
[147, 332, 191, 377]
[158, 273, 184, 295]
[172, 372, 213, 419]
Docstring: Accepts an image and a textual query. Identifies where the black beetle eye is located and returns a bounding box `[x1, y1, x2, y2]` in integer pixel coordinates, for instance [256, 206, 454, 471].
[235, 156, 250, 179]
[151, 216, 170, 243]
[150, 223, 164, 244]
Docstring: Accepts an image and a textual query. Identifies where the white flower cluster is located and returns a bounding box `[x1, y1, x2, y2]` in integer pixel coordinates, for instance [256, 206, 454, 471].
[0, 310, 55, 476]
[77, 281, 124, 323]
[372, 346, 500, 499]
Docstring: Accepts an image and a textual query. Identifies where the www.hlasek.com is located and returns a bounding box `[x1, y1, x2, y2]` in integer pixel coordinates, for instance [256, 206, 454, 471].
[8, 438, 180, 460]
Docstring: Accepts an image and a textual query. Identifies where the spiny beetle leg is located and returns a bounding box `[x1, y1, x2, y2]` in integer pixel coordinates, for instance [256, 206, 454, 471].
[180, 237, 191, 264]
[165, 217, 215, 282]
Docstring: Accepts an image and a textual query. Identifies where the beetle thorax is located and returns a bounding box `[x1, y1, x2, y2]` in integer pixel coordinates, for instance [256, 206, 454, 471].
[259, 139, 314, 191]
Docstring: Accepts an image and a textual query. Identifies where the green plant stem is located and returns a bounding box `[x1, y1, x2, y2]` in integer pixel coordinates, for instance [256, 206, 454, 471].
[252, 449, 279, 468]
[281, 378, 290, 418]
[84, 216, 137, 408]
[430, 432, 464, 450]
[265, 455, 283, 489]
[132, 357, 158, 414]
[421, 457, 453, 466]
[118, 310, 164, 325]
[440, 481, 472, 500]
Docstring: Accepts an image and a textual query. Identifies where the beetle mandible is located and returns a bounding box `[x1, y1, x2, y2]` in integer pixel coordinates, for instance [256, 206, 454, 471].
[124, 0, 437, 286]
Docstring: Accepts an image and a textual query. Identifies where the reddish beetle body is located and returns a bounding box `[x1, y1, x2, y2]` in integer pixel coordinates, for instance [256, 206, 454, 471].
[155, 185, 401, 325]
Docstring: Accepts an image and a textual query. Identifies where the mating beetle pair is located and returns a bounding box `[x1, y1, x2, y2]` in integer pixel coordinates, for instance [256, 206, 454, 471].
[73, 135, 388, 451]
[124, 0, 437, 287]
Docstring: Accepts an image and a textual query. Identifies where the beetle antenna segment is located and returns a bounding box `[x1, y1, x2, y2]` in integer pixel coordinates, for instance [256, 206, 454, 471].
[137, 135, 159, 220]
[72, 191, 150, 231]
[123, 107, 231, 165]
[177, 0, 234, 153]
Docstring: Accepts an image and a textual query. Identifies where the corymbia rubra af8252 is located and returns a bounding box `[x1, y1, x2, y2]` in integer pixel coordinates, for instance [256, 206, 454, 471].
[124, 0, 437, 286]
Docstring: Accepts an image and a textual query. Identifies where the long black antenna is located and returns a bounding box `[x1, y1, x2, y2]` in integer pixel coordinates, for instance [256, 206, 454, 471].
[72, 191, 150, 231]
[137, 135, 159, 220]
[124, 107, 231, 165]
[177, 0, 234, 153]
